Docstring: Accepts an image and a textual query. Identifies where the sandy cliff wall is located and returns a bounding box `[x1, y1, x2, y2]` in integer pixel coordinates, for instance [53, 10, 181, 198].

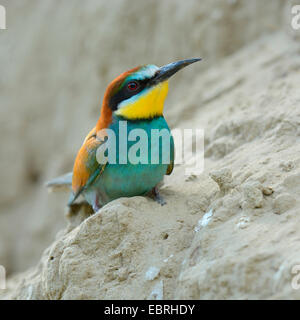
[1, 0, 300, 299]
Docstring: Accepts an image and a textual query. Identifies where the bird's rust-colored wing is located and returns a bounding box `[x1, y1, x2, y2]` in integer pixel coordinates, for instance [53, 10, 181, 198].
[70, 127, 105, 204]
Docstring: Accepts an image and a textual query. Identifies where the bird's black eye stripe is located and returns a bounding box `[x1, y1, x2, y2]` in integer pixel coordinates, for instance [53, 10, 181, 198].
[109, 79, 149, 111]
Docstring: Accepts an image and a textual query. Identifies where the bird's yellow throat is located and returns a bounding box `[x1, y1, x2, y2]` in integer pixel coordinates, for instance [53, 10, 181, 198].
[115, 81, 169, 120]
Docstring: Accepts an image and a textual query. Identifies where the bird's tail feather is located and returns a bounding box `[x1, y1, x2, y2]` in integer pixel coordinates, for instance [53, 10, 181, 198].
[45, 172, 73, 192]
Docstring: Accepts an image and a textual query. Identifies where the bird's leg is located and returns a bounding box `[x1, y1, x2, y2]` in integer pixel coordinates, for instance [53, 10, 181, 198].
[149, 186, 166, 206]
[92, 194, 101, 213]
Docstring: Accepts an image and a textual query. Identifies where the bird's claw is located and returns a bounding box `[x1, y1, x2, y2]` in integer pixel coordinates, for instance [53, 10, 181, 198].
[150, 187, 167, 206]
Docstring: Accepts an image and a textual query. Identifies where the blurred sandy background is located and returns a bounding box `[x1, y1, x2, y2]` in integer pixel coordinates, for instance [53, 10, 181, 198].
[0, 0, 300, 298]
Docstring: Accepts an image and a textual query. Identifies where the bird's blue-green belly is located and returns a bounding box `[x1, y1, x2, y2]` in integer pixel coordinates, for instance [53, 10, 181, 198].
[96, 162, 168, 201]
[83, 116, 174, 206]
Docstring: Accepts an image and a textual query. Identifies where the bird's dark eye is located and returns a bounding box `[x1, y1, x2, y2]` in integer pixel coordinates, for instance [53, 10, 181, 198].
[127, 81, 139, 91]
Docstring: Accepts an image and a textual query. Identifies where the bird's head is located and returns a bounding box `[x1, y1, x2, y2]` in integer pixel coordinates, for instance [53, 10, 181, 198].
[98, 58, 201, 126]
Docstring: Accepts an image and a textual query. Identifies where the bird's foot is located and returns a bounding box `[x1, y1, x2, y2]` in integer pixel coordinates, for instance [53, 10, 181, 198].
[149, 186, 166, 206]
[92, 203, 101, 213]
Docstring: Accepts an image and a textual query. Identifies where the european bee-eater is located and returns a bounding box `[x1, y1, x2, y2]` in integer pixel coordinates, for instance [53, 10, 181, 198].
[47, 58, 201, 212]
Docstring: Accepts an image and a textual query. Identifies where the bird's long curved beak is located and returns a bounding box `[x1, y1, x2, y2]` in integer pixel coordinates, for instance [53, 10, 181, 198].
[150, 58, 201, 85]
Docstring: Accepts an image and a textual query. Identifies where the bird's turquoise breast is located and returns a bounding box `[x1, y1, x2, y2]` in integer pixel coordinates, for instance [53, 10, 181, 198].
[87, 115, 174, 205]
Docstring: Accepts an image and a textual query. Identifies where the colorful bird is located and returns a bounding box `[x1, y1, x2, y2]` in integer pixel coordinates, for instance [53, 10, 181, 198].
[47, 58, 201, 212]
